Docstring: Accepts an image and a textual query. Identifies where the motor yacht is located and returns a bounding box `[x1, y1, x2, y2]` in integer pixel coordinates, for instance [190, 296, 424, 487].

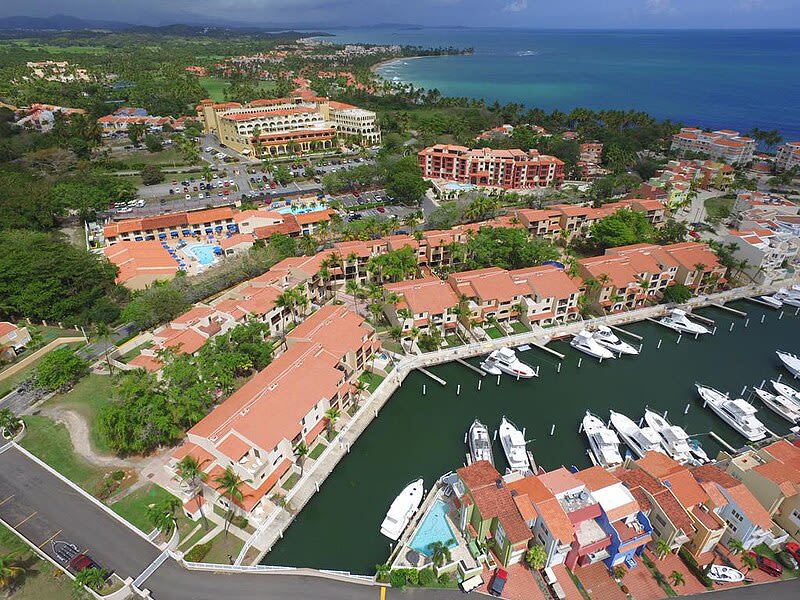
[706, 565, 745, 583]
[480, 347, 537, 379]
[498, 416, 530, 472]
[468, 419, 494, 465]
[609, 410, 666, 459]
[657, 309, 710, 335]
[582, 411, 622, 468]
[380, 478, 424, 541]
[753, 388, 800, 424]
[570, 330, 615, 360]
[696, 384, 767, 442]
[774, 290, 800, 308]
[592, 326, 639, 356]
[759, 295, 783, 309]
[771, 379, 800, 405]
[776, 350, 800, 378]
[643, 408, 698, 464]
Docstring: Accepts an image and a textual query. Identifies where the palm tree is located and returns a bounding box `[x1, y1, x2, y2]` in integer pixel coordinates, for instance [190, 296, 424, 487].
[727, 538, 745, 556]
[0, 553, 25, 591]
[213, 467, 250, 535]
[294, 441, 309, 475]
[741, 552, 757, 574]
[176, 454, 209, 528]
[147, 496, 181, 536]
[669, 570, 685, 587]
[94, 322, 114, 375]
[428, 540, 452, 567]
[345, 279, 362, 314]
[352, 380, 368, 409]
[275, 289, 299, 324]
[324, 407, 341, 435]
[0, 408, 22, 437]
[525, 545, 547, 570]
[73, 567, 107, 593]
[655, 538, 671, 560]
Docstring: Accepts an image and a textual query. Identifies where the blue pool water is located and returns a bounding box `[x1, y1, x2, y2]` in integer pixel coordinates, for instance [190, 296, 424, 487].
[410, 500, 458, 557]
[186, 244, 220, 265]
[276, 204, 328, 215]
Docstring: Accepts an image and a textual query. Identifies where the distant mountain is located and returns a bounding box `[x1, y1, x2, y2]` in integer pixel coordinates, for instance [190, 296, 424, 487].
[0, 14, 132, 31]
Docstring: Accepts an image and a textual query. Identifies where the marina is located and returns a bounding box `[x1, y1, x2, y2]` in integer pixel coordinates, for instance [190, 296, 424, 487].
[265, 301, 800, 573]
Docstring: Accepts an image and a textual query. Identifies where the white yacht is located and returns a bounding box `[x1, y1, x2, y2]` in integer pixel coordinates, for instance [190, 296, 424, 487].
[468, 419, 494, 465]
[771, 380, 800, 405]
[696, 384, 767, 442]
[570, 330, 615, 360]
[707, 565, 745, 583]
[643, 409, 698, 464]
[776, 350, 800, 378]
[582, 411, 623, 468]
[608, 410, 666, 459]
[657, 309, 710, 335]
[498, 416, 530, 472]
[380, 478, 424, 541]
[592, 326, 639, 356]
[480, 347, 537, 379]
[687, 438, 711, 465]
[753, 388, 800, 424]
[759, 295, 783, 309]
[774, 290, 800, 308]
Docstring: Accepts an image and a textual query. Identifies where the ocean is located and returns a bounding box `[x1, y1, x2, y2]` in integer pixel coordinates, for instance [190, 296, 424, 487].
[320, 28, 800, 141]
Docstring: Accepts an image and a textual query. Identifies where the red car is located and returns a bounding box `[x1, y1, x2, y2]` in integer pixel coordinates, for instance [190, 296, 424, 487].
[785, 541, 800, 564]
[490, 568, 507, 596]
[748, 550, 782, 577]
[689, 230, 701, 239]
[68, 553, 100, 574]
[376, 206, 386, 213]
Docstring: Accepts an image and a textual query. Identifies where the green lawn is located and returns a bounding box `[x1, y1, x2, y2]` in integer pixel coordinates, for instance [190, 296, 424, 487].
[358, 371, 385, 392]
[445, 334, 463, 347]
[509, 321, 529, 334]
[119, 147, 193, 169]
[199, 77, 275, 102]
[0, 522, 75, 598]
[485, 326, 504, 339]
[110, 484, 191, 536]
[0, 341, 83, 398]
[119, 341, 153, 362]
[704, 196, 734, 223]
[19, 415, 106, 493]
[281, 473, 300, 491]
[309, 443, 326, 460]
[42, 374, 114, 454]
[202, 532, 245, 565]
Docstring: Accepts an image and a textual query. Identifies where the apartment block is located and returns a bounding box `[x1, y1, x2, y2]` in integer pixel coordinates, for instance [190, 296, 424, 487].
[447, 267, 531, 326]
[102, 207, 237, 246]
[724, 228, 799, 283]
[383, 276, 460, 335]
[660, 242, 726, 294]
[776, 141, 800, 172]
[509, 265, 583, 326]
[671, 128, 756, 165]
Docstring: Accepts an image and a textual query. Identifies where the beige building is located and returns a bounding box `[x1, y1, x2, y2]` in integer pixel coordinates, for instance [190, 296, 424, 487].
[0, 322, 32, 361]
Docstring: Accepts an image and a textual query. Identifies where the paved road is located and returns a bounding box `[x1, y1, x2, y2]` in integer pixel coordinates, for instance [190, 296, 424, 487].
[685, 579, 800, 599]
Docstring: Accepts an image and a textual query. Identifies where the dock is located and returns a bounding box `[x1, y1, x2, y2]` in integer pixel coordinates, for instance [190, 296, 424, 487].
[688, 311, 715, 325]
[707, 431, 737, 453]
[417, 368, 446, 386]
[455, 358, 486, 376]
[710, 302, 747, 317]
[746, 296, 780, 309]
[609, 325, 642, 340]
[533, 343, 565, 360]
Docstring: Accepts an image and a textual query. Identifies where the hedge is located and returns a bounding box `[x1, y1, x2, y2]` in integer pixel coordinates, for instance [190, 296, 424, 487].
[678, 547, 713, 589]
[185, 540, 213, 562]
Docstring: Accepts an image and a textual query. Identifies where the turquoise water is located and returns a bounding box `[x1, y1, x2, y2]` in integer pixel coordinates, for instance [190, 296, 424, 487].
[325, 29, 800, 141]
[186, 244, 219, 265]
[276, 204, 328, 215]
[410, 500, 458, 557]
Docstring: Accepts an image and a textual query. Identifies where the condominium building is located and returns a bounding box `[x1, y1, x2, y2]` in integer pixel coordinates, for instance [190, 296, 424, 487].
[670, 128, 756, 165]
[196, 95, 380, 156]
[723, 228, 799, 283]
[776, 141, 800, 172]
[383, 276, 460, 335]
[102, 207, 237, 245]
[418, 145, 565, 189]
[508, 265, 582, 325]
[103, 241, 180, 289]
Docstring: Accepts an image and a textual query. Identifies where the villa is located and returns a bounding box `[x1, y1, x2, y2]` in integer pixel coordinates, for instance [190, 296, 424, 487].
[0, 322, 31, 361]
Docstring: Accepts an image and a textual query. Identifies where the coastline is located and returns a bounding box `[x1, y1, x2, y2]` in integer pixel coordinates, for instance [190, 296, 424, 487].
[369, 54, 427, 76]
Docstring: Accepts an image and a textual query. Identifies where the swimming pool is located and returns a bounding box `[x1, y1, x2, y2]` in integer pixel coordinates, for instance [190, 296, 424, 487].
[276, 204, 328, 215]
[443, 182, 476, 191]
[186, 244, 220, 265]
[409, 500, 458, 557]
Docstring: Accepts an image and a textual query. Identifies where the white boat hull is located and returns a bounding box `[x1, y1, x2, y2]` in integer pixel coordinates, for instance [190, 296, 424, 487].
[697, 385, 767, 442]
[583, 412, 622, 468]
[754, 389, 800, 424]
[777, 351, 800, 378]
[380, 479, 424, 541]
[499, 418, 530, 472]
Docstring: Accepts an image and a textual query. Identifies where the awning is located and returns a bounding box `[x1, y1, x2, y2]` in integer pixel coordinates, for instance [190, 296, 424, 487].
[215, 226, 223, 231]
[227, 224, 237, 230]
[170, 231, 179, 238]
[158, 233, 167, 239]
[204, 228, 212, 233]
[182, 229, 191, 235]
[134, 236, 143, 241]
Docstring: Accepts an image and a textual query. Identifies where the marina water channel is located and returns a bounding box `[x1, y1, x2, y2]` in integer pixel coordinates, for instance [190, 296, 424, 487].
[265, 301, 800, 574]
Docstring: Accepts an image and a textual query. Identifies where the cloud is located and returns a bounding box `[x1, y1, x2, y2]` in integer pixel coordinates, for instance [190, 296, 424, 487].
[645, 0, 677, 15]
[503, 0, 528, 12]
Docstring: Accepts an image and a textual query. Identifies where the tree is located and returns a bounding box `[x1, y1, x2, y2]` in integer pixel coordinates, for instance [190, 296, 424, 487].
[661, 283, 692, 304]
[428, 540, 452, 568]
[669, 570, 685, 587]
[324, 407, 341, 434]
[0, 408, 23, 437]
[612, 565, 627, 580]
[121, 284, 189, 329]
[463, 226, 559, 270]
[525, 545, 547, 570]
[73, 567, 107, 593]
[464, 195, 500, 222]
[213, 467, 249, 535]
[144, 134, 163, 153]
[36, 347, 88, 391]
[95, 322, 115, 375]
[741, 552, 757, 574]
[655, 538, 671, 560]
[147, 496, 180, 536]
[127, 123, 147, 144]
[141, 164, 165, 185]
[384, 156, 429, 205]
[748, 128, 783, 152]
[294, 441, 309, 475]
[654, 219, 688, 244]
[590, 209, 655, 249]
[273, 165, 292, 185]
[727, 538, 745, 556]
[0, 553, 24, 591]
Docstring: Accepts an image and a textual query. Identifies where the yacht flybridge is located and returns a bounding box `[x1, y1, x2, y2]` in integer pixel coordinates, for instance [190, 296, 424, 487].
[657, 309, 710, 335]
[498, 416, 531, 472]
[480, 347, 537, 379]
[582, 411, 623, 468]
[696, 384, 767, 442]
[609, 410, 666, 459]
[570, 330, 615, 360]
[771, 379, 800, 405]
[643, 408, 699, 464]
[592, 326, 639, 356]
[467, 419, 494, 465]
[753, 388, 800, 424]
[380, 478, 424, 541]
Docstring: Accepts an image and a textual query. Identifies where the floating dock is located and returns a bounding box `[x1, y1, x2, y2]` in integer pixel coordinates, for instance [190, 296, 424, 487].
[417, 368, 446, 385]
[455, 358, 486, 376]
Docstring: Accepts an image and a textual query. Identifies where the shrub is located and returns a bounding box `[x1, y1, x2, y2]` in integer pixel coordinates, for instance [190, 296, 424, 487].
[678, 547, 713, 589]
[111, 470, 125, 481]
[405, 569, 419, 586]
[232, 515, 249, 530]
[438, 573, 451, 586]
[185, 541, 213, 562]
[419, 567, 436, 587]
[389, 569, 407, 588]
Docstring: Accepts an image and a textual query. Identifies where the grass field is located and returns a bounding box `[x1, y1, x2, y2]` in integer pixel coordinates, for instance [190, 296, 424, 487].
[42, 374, 114, 455]
[119, 147, 193, 169]
[4, 40, 109, 55]
[19, 415, 106, 493]
[704, 196, 735, 223]
[202, 531, 245, 564]
[110, 484, 192, 537]
[0, 524, 74, 600]
[199, 77, 276, 102]
[358, 371, 385, 392]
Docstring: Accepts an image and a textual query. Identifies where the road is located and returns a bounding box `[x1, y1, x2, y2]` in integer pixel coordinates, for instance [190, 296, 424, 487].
[685, 579, 800, 599]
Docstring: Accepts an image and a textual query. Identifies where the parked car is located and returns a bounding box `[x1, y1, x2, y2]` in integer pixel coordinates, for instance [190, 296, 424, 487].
[489, 568, 507, 596]
[785, 541, 800, 564]
[776, 550, 798, 570]
[749, 551, 783, 577]
[185, 194, 191, 200]
[376, 206, 386, 213]
[68, 553, 102, 575]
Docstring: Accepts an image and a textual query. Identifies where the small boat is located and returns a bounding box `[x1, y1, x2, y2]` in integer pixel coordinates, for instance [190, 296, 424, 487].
[380, 478, 424, 541]
[570, 330, 615, 360]
[658, 309, 710, 335]
[582, 411, 622, 468]
[643, 408, 698, 464]
[609, 410, 666, 459]
[592, 326, 639, 356]
[696, 384, 767, 442]
[480, 347, 537, 379]
[499, 416, 530, 472]
[688, 438, 710, 464]
[706, 564, 745, 583]
[776, 350, 800, 378]
[759, 295, 783, 309]
[771, 380, 800, 406]
[468, 419, 494, 465]
[753, 388, 800, 423]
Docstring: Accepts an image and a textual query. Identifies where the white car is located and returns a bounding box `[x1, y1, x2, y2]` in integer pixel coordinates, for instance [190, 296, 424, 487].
[198, 193, 204, 199]
[117, 206, 132, 213]
[205, 146, 213, 152]
[185, 194, 191, 200]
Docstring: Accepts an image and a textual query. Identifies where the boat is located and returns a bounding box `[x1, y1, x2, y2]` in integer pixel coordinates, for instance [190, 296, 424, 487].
[468, 419, 494, 465]
[643, 408, 698, 464]
[706, 564, 745, 583]
[380, 478, 424, 541]
[759, 295, 783, 309]
[753, 388, 800, 423]
[771, 380, 800, 405]
[687, 438, 710, 464]
[696, 384, 767, 442]
[608, 410, 666, 459]
[657, 309, 710, 335]
[570, 330, 615, 360]
[774, 290, 800, 308]
[592, 326, 639, 356]
[582, 411, 623, 468]
[479, 347, 537, 379]
[776, 350, 800, 377]
[498, 416, 530, 472]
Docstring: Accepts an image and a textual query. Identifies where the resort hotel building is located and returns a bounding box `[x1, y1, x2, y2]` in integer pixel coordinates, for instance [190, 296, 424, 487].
[776, 141, 800, 172]
[196, 94, 381, 156]
[670, 128, 756, 165]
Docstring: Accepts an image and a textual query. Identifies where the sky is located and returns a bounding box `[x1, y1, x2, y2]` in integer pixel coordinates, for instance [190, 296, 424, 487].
[1, 0, 799, 28]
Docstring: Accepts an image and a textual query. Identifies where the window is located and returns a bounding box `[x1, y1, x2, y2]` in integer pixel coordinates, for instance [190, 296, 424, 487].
[655, 514, 668, 527]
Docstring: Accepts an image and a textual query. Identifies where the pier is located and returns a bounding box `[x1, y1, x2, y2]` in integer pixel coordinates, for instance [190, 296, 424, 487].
[533, 342, 565, 360]
[688, 311, 715, 325]
[747, 296, 780, 309]
[710, 302, 747, 317]
[455, 358, 486, 376]
[609, 325, 642, 340]
[417, 368, 447, 385]
[707, 431, 737, 453]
